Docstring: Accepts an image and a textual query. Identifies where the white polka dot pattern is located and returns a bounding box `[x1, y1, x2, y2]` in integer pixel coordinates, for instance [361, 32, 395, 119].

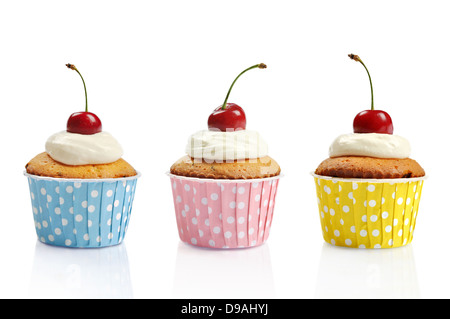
[314, 176, 425, 249]
[26, 174, 139, 248]
[170, 175, 281, 248]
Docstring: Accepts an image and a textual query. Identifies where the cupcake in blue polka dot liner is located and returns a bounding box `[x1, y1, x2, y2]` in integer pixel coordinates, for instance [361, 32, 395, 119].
[24, 63, 140, 248]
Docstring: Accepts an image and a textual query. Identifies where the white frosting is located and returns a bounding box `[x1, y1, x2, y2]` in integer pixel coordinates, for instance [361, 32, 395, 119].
[45, 131, 124, 165]
[329, 133, 411, 159]
[186, 130, 268, 162]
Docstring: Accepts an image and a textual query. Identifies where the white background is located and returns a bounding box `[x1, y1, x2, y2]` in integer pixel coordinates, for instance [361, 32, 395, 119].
[1, 0, 449, 299]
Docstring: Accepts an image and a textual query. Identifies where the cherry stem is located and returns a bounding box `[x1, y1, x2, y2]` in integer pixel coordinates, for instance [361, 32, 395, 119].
[221, 63, 267, 110]
[348, 54, 374, 110]
[66, 63, 88, 112]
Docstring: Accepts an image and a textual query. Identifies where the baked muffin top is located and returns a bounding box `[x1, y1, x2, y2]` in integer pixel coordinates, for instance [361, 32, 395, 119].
[170, 155, 280, 179]
[26, 152, 137, 179]
[315, 156, 425, 179]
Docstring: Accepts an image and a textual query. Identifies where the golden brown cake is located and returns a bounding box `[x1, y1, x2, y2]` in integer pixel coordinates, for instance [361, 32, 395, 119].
[26, 152, 137, 179]
[315, 156, 425, 179]
[170, 155, 281, 179]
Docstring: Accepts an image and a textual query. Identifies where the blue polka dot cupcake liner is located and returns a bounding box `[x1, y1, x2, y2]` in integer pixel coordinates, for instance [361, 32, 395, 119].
[25, 172, 140, 248]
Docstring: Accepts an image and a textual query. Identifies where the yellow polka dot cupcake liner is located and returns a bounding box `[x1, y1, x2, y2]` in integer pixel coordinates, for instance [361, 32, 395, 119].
[312, 173, 425, 249]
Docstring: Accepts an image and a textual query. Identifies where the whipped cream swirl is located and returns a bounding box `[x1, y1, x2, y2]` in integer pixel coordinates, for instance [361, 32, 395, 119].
[329, 133, 411, 159]
[186, 130, 268, 162]
[46, 131, 124, 165]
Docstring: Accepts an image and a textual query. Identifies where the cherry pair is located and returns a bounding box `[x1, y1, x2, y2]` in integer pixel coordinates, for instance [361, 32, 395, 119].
[65, 55, 393, 136]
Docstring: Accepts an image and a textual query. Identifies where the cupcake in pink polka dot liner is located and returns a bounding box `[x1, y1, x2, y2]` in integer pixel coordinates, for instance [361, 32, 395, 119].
[312, 54, 426, 249]
[24, 64, 140, 248]
[169, 63, 282, 249]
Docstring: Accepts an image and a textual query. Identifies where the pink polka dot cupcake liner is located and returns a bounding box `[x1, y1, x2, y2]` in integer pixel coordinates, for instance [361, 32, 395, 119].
[313, 173, 425, 249]
[168, 174, 282, 249]
[25, 172, 140, 248]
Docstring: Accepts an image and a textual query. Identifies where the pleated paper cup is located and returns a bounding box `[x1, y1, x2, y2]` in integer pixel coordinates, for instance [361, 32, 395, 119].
[168, 173, 282, 249]
[25, 172, 140, 248]
[312, 173, 425, 249]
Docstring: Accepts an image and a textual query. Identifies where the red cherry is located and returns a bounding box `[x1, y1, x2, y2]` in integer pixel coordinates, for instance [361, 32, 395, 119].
[67, 112, 102, 135]
[65, 63, 102, 135]
[207, 103, 246, 131]
[353, 110, 393, 134]
[207, 63, 266, 132]
[348, 54, 394, 134]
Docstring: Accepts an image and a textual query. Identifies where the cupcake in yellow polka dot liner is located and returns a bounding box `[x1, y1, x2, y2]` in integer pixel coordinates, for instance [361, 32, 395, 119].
[24, 64, 140, 248]
[312, 54, 426, 249]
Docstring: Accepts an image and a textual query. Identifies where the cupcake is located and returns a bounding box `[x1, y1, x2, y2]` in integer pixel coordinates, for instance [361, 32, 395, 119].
[24, 64, 139, 248]
[313, 54, 425, 249]
[169, 63, 281, 249]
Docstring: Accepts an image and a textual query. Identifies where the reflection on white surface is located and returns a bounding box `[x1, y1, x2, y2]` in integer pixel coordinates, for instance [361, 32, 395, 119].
[315, 243, 420, 298]
[173, 242, 275, 298]
[29, 241, 132, 298]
